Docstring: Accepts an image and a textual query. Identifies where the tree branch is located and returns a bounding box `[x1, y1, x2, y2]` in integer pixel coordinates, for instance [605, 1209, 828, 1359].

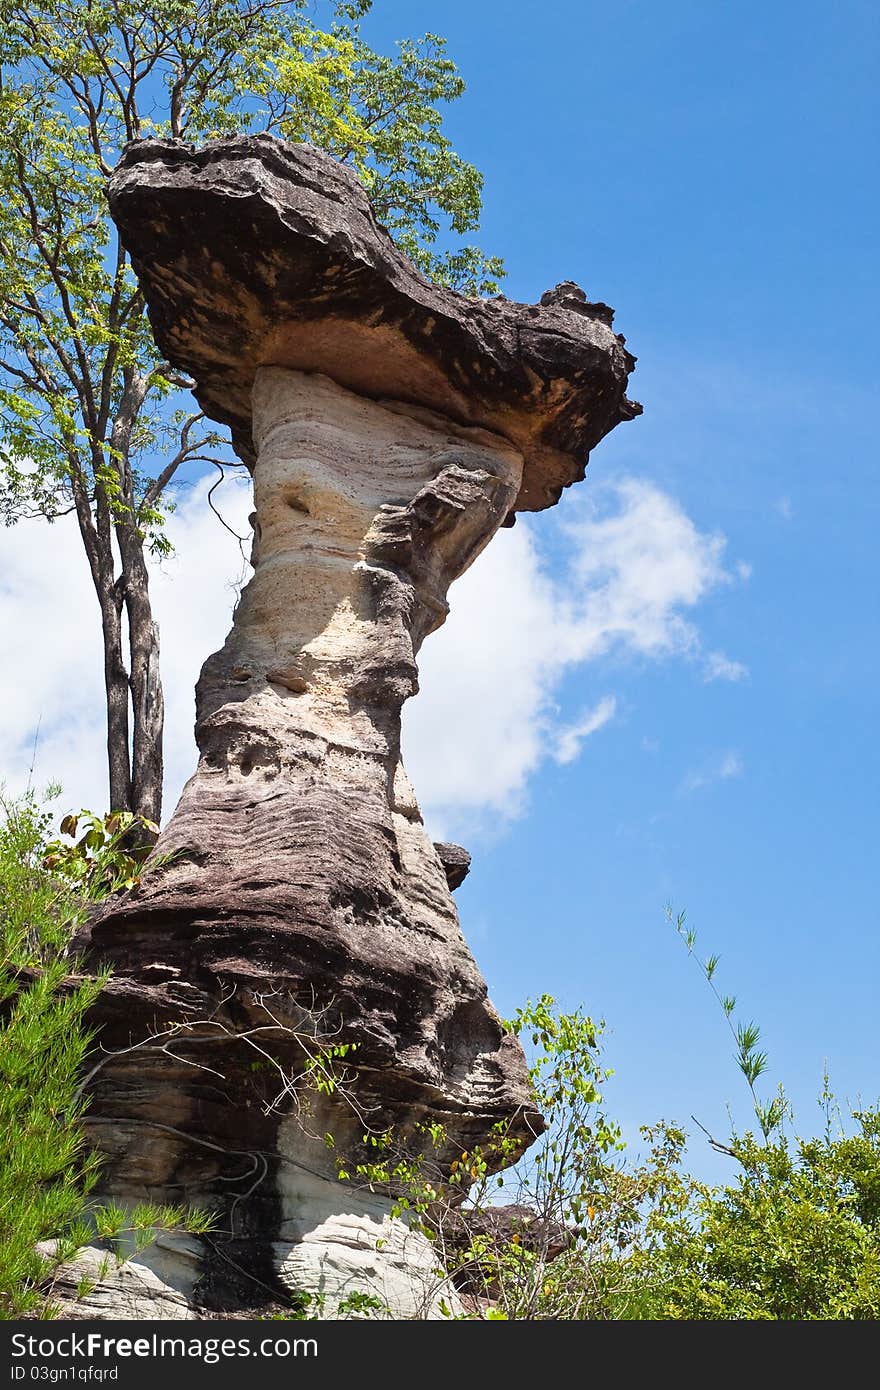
[139, 412, 207, 512]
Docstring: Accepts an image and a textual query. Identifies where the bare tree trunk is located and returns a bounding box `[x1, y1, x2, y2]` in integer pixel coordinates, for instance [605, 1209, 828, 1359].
[69, 458, 135, 816]
[97, 583, 132, 814]
[87, 519, 164, 825]
[105, 371, 166, 827]
[119, 524, 164, 825]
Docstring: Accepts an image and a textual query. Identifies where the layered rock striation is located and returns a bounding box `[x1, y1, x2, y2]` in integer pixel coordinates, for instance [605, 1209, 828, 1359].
[70, 136, 640, 1317]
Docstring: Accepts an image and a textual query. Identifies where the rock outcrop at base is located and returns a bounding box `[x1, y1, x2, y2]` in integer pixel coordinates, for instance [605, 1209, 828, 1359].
[70, 137, 639, 1318]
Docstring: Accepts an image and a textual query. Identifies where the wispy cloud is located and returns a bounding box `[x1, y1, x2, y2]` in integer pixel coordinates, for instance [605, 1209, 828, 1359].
[556, 477, 734, 665]
[702, 650, 749, 683]
[552, 696, 617, 765]
[682, 750, 743, 794]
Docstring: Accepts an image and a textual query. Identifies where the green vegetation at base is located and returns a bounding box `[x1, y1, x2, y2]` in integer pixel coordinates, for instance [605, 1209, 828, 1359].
[318, 953, 880, 1320]
[658, 1114, 880, 1320]
[0, 790, 211, 1319]
[1, 789, 878, 1320]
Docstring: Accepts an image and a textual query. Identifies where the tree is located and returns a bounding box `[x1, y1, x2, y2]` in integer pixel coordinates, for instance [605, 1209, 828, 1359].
[0, 0, 503, 822]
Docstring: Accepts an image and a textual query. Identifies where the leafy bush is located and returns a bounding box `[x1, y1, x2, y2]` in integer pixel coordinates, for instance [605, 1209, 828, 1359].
[329, 982, 880, 1321]
[649, 909, 880, 1319]
[327, 994, 697, 1320]
[656, 1113, 880, 1319]
[0, 790, 209, 1318]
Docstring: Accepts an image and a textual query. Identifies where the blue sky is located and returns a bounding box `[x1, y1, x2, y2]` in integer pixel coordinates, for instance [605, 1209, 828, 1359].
[364, 0, 880, 1176]
[2, 0, 877, 1184]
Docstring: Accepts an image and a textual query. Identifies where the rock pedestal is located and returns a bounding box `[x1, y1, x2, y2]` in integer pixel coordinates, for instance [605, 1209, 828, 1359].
[71, 136, 639, 1318]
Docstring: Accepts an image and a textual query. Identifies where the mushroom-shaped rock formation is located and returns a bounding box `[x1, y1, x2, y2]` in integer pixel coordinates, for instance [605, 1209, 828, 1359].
[72, 136, 640, 1319]
[106, 135, 640, 513]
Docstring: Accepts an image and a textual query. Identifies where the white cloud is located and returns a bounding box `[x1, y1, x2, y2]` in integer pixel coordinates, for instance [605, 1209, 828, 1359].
[0, 473, 745, 839]
[554, 477, 733, 664]
[0, 474, 253, 817]
[702, 650, 749, 683]
[552, 696, 617, 766]
[682, 749, 743, 794]
[776, 495, 793, 522]
[404, 521, 559, 835]
[151, 478, 253, 812]
[405, 477, 746, 835]
[1, 517, 109, 813]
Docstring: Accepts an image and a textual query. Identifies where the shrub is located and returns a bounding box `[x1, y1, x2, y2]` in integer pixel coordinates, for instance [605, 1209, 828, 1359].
[0, 790, 209, 1318]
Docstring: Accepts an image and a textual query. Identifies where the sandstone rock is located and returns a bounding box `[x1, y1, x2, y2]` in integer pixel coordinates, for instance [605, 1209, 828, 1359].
[37, 1237, 201, 1320]
[271, 1167, 461, 1319]
[433, 843, 472, 891]
[108, 135, 640, 513]
[70, 136, 639, 1319]
[447, 1201, 569, 1252]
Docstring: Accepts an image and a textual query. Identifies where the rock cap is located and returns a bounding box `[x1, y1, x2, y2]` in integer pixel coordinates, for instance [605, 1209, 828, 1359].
[108, 135, 641, 512]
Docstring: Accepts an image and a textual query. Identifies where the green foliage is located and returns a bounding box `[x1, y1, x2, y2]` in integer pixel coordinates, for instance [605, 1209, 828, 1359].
[655, 906, 880, 1319]
[329, 982, 880, 1321]
[668, 905, 788, 1140]
[267, 1286, 389, 1320]
[9, 786, 873, 1324]
[658, 1111, 880, 1319]
[0, 1, 504, 817]
[332, 994, 697, 1320]
[0, 0, 501, 537]
[43, 808, 160, 897]
[475, 998, 696, 1319]
[0, 789, 211, 1318]
[302, 1039, 358, 1098]
[0, 785, 80, 965]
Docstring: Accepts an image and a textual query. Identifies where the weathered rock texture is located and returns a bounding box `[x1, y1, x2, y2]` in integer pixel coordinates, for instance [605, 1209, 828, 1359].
[70, 137, 639, 1318]
[105, 135, 640, 514]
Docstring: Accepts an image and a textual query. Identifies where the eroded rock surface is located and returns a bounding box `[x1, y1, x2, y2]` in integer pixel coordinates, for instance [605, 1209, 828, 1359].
[108, 135, 640, 513]
[434, 843, 472, 891]
[70, 137, 639, 1319]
